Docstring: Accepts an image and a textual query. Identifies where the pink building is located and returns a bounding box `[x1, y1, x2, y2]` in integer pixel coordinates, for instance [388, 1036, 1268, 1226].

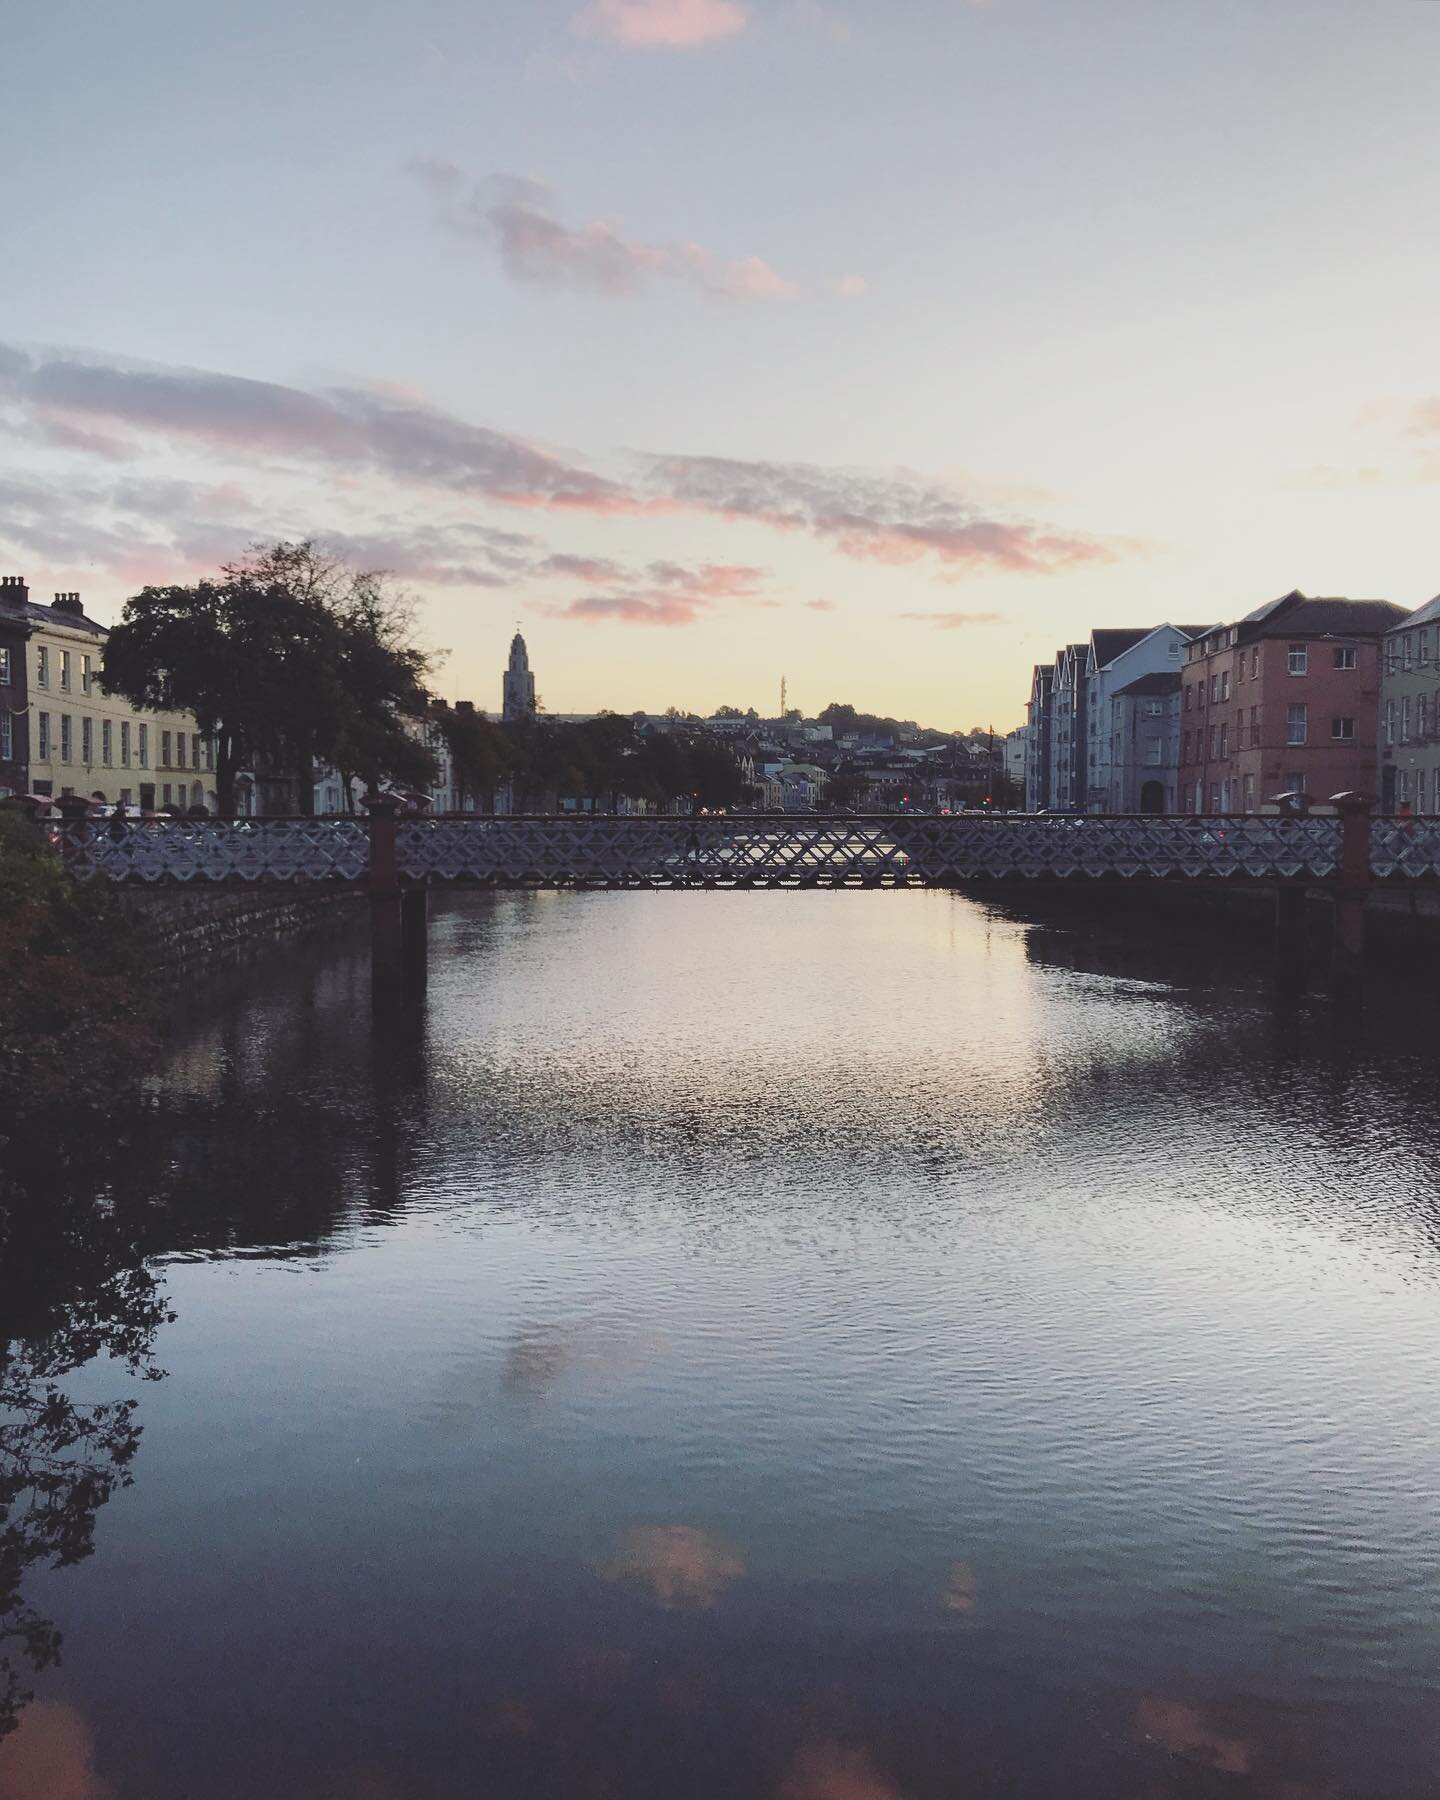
[1178, 591, 1406, 814]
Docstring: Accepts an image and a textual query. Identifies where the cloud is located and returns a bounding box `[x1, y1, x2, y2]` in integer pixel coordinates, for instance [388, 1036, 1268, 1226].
[642, 451, 1122, 573]
[836, 274, 868, 299]
[1410, 396, 1440, 436]
[543, 559, 769, 626]
[898, 610, 1002, 628]
[0, 342, 1135, 587]
[2, 342, 636, 514]
[572, 0, 748, 47]
[0, 1699, 113, 1800]
[806, 598, 837, 611]
[410, 166, 797, 302]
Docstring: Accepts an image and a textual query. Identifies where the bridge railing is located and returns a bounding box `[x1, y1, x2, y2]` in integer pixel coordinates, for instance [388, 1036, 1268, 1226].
[40, 811, 1364, 887]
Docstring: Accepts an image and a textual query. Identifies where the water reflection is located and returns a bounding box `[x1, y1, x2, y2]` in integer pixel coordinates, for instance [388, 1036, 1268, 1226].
[598, 1524, 747, 1609]
[0, 1138, 171, 1741]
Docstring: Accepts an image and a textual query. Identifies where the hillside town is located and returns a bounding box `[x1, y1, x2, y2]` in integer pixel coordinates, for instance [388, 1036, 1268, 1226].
[0, 571, 1018, 819]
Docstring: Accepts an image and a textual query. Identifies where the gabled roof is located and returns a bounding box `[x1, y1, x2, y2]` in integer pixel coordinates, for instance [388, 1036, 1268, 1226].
[27, 600, 105, 638]
[1114, 671, 1181, 698]
[1176, 624, 1218, 639]
[1239, 591, 1407, 638]
[1089, 628, 1149, 669]
[1388, 593, 1440, 633]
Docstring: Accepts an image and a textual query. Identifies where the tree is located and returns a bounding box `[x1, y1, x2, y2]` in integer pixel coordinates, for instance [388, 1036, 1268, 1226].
[102, 542, 437, 816]
[438, 708, 509, 813]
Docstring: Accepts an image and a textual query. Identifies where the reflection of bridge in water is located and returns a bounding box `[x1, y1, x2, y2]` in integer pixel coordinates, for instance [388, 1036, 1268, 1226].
[52, 803, 1440, 986]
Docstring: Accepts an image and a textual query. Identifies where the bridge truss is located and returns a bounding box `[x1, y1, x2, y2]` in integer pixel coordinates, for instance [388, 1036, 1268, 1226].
[48, 811, 1440, 888]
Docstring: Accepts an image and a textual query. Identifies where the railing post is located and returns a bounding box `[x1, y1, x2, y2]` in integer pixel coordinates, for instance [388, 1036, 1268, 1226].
[367, 796, 427, 1006]
[55, 794, 93, 875]
[1329, 791, 1372, 980]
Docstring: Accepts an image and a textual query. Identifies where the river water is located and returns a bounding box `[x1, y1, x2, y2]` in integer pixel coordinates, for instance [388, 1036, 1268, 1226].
[3, 891, 1440, 1799]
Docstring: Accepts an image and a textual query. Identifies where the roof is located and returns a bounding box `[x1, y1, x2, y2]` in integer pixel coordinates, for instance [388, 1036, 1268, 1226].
[1239, 591, 1408, 638]
[1388, 593, 1440, 634]
[1089, 628, 1150, 668]
[26, 600, 105, 638]
[1114, 672, 1181, 698]
[1176, 624, 1218, 639]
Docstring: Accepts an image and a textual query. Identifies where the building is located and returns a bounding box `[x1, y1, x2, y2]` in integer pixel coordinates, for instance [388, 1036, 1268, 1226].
[502, 631, 537, 722]
[0, 577, 30, 798]
[1083, 625, 1212, 812]
[1024, 665, 1053, 810]
[1177, 591, 1406, 814]
[1107, 672, 1182, 814]
[1004, 727, 1027, 793]
[1047, 644, 1088, 809]
[1378, 593, 1440, 815]
[2, 581, 214, 811]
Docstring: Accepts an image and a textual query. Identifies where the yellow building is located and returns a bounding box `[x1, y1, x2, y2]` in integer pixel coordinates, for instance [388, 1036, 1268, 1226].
[26, 591, 216, 812]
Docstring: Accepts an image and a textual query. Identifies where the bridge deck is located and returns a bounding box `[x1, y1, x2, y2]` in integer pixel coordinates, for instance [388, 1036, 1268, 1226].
[45, 813, 1440, 887]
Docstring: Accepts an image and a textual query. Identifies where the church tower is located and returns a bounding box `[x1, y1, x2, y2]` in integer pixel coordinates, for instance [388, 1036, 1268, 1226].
[502, 630, 537, 722]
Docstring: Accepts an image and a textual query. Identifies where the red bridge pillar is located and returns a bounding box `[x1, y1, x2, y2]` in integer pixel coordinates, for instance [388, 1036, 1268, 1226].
[367, 797, 427, 1005]
[1329, 791, 1372, 981]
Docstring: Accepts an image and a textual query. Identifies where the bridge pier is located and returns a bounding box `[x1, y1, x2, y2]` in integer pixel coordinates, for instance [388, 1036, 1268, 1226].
[1328, 792, 1372, 985]
[1273, 884, 1308, 988]
[368, 798, 427, 1007]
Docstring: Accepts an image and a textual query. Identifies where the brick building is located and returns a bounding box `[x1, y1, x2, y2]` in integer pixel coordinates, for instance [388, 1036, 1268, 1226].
[1378, 593, 1440, 815]
[1178, 591, 1406, 814]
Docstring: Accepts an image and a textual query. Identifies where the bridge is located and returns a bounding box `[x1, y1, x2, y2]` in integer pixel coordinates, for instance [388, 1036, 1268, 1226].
[47, 801, 1437, 989]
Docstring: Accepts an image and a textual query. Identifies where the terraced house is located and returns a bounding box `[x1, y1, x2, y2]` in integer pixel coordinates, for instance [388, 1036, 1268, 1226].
[1378, 592, 1440, 815]
[1, 579, 216, 811]
[1177, 591, 1405, 814]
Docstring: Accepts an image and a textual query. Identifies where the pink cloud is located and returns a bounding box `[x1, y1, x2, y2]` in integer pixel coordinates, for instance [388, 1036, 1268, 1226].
[573, 0, 748, 47]
[541, 557, 769, 625]
[1410, 397, 1440, 436]
[554, 592, 702, 625]
[836, 274, 868, 299]
[410, 166, 797, 303]
[898, 610, 1003, 628]
[806, 598, 836, 611]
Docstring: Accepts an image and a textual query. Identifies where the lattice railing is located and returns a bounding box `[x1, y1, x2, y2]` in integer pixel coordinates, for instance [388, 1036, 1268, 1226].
[53, 818, 370, 883]
[41, 812, 1364, 887]
[1370, 818, 1440, 879]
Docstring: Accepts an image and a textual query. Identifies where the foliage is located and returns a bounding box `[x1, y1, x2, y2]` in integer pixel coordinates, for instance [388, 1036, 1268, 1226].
[0, 1127, 173, 1737]
[102, 541, 437, 815]
[0, 806, 161, 1118]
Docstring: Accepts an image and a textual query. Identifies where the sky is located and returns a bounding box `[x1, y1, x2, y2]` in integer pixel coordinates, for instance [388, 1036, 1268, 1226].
[2, 0, 1439, 730]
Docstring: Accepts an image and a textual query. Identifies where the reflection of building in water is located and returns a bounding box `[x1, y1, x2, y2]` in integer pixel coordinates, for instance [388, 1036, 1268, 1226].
[503, 632, 537, 723]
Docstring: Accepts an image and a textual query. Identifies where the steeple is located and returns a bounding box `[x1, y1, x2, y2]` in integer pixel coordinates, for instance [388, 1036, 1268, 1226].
[503, 629, 537, 721]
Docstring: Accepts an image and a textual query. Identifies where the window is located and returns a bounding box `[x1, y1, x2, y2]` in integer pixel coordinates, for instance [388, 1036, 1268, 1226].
[102, 719, 113, 765]
[1286, 770, 1306, 795]
[1219, 671, 1231, 702]
[162, 784, 173, 807]
[60, 650, 71, 691]
[1197, 682, 1206, 710]
[1418, 769, 1429, 814]
[1182, 731, 1191, 763]
[0, 647, 9, 686]
[1421, 630, 1432, 668]
[36, 646, 48, 687]
[1145, 742, 1163, 766]
[1331, 717, 1355, 741]
[1184, 684, 1192, 711]
[119, 787, 132, 807]
[161, 730, 172, 767]
[204, 739, 214, 771]
[1385, 699, 1396, 746]
[138, 724, 149, 768]
[1243, 773, 1255, 811]
[1144, 701, 1164, 718]
[1249, 706, 1260, 748]
[1403, 635, 1415, 671]
[1237, 657, 1246, 685]
[1209, 784, 1222, 811]
[1219, 724, 1229, 757]
[1401, 697, 1412, 743]
[121, 721, 131, 767]
[60, 715, 72, 762]
[192, 733, 202, 768]
[1397, 769, 1411, 806]
[81, 717, 93, 763]
[1210, 675, 1220, 704]
[1420, 695, 1431, 741]
[81, 653, 92, 693]
[37, 713, 49, 759]
[1333, 645, 1357, 670]
[0, 712, 10, 760]
[1286, 703, 1307, 745]
[1208, 725, 1218, 758]
[1287, 644, 1308, 675]
[177, 733, 189, 768]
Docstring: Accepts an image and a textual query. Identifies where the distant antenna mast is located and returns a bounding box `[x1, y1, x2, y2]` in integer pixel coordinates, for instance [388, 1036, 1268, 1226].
[780, 674, 788, 717]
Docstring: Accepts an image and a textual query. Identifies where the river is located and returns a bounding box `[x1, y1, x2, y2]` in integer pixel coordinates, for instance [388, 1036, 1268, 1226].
[3, 890, 1439, 1799]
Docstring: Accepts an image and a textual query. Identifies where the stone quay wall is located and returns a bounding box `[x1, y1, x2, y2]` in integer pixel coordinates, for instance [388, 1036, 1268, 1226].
[118, 883, 364, 977]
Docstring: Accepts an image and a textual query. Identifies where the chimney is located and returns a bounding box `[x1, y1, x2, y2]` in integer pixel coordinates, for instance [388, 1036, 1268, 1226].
[51, 591, 85, 617]
[456, 700, 476, 716]
[0, 575, 29, 615]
